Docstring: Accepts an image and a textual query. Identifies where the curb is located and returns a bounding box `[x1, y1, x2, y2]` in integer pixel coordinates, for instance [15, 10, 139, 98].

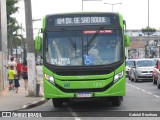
[22, 98, 49, 109]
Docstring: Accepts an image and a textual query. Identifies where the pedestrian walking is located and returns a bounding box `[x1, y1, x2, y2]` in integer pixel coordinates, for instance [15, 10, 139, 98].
[14, 73, 20, 93]
[5, 56, 17, 70]
[21, 61, 28, 91]
[8, 65, 16, 91]
[16, 59, 22, 80]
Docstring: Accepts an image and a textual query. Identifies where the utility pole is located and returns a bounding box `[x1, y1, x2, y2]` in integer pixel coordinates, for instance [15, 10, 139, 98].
[147, 0, 150, 58]
[24, 0, 36, 96]
[0, 0, 8, 90]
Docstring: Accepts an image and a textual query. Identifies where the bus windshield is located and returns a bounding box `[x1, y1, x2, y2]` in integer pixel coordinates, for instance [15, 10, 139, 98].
[45, 29, 123, 66]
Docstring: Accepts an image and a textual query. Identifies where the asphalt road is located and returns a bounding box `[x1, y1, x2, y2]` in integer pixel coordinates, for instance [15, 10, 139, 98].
[20, 77, 160, 119]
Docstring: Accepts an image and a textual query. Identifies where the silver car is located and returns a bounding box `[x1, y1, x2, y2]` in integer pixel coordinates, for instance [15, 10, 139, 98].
[130, 59, 155, 82]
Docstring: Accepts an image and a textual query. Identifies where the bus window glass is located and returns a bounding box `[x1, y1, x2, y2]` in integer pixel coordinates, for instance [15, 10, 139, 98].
[83, 30, 122, 65]
[46, 31, 82, 66]
[45, 30, 122, 66]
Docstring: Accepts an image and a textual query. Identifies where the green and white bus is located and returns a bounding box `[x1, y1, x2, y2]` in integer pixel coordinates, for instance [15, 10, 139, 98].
[35, 12, 130, 107]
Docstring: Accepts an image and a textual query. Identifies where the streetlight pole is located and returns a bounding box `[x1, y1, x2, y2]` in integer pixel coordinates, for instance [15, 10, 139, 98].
[147, 0, 150, 58]
[148, 0, 149, 29]
[104, 3, 122, 12]
[82, 0, 102, 11]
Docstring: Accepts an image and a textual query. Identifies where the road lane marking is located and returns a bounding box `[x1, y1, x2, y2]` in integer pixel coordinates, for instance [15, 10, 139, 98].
[127, 83, 160, 98]
[67, 107, 81, 120]
[141, 89, 145, 92]
[135, 87, 140, 90]
[74, 117, 81, 120]
[146, 92, 152, 95]
[153, 95, 160, 98]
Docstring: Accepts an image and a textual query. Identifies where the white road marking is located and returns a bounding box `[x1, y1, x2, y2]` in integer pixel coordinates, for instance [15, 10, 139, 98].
[127, 83, 160, 98]
[146, 92, 152, 95]
[153, 95, 160, 98]
[135, 87, 140, 90]
[67, 107, 81, 120]
[141, 89, 145, 92]
[74, 117, 81, 120]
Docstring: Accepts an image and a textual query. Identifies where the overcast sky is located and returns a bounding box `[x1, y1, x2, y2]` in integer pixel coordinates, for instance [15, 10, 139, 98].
[15, 0, 160, 31]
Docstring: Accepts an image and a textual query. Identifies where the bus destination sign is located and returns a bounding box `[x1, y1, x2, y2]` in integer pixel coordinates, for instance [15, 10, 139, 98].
[55, 16, 110, 26]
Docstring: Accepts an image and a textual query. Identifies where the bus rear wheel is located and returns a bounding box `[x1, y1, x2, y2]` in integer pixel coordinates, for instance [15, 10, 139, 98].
[111, 97, 122, 106]
[52, 98, 63, 108]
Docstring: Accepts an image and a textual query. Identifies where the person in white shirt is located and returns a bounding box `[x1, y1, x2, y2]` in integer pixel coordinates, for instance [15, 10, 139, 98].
[5, 57, 17, 71]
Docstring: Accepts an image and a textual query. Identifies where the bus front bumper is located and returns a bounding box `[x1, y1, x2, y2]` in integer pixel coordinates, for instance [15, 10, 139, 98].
[43, 77, 126, 99]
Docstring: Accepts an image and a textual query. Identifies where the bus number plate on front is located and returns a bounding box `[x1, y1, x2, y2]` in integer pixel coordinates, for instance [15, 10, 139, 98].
[78, 92, 91, 98]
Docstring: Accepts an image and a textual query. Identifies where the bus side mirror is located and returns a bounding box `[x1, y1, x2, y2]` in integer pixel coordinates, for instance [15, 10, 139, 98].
[124, 34, 130, 47]
[35, 35, 41, 51]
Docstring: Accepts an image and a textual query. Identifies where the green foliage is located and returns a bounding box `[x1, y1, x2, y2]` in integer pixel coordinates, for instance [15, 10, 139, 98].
[6, 0, 25, 56]
[142, 27, 156, 35]
[6, 0, 19, 15]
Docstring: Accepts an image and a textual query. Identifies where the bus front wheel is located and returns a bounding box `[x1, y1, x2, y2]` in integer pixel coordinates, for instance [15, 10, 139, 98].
[111, 97, 121, 106]
[52, 98, 63, 108]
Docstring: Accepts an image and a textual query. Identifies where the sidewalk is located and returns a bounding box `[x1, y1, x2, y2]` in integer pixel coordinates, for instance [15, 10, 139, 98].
[0, 78, 47, 111]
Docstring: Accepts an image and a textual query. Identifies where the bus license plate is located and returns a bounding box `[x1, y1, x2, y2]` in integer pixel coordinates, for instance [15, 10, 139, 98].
[78, 92, 91, 98]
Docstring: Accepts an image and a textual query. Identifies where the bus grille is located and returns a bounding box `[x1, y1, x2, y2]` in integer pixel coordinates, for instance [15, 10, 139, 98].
[55, 69, 112, 76]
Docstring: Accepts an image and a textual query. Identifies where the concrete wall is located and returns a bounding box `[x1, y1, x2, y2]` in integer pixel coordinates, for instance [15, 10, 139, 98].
[0, 0, 8, 90]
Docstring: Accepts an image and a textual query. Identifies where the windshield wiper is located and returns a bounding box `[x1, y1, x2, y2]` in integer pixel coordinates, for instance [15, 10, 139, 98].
[84, 26, 103, 48]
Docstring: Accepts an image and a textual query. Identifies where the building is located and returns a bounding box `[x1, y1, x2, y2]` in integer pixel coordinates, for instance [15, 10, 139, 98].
[127, 30, 160, 59]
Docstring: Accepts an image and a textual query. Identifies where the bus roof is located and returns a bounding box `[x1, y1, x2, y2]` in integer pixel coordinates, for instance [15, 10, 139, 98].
[44, 12, 120, 18]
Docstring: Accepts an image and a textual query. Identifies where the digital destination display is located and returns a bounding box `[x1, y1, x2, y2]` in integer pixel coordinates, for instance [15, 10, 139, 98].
[55, 16, 111, 26]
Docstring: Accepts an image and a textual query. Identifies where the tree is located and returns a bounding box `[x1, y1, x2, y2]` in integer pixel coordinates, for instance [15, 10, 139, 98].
[142, 27, 156, 36]
[6, 0, 24, 57]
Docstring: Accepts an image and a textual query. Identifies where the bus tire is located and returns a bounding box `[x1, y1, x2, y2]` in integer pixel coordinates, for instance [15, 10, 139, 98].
[111, 97, 121, 106]
[52, 98, 63, 108]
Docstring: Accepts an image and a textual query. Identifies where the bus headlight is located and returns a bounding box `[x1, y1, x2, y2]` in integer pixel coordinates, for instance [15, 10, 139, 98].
[114, 71, 124, 83]
[44, 74, 55, 84]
